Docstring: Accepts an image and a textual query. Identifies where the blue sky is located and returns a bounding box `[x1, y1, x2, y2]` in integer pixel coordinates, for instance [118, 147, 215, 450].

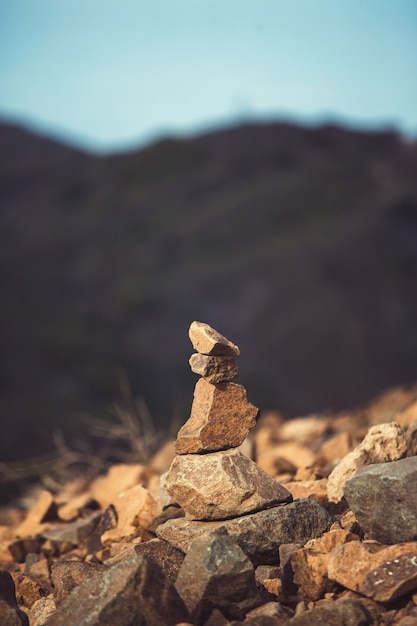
[1, 0, 416, 153]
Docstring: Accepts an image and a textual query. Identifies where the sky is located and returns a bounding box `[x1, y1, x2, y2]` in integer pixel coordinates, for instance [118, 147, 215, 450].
[0, 0, 416, 153]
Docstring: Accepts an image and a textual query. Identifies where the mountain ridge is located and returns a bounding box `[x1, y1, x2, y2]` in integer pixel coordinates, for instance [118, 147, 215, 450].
[1, 119, 417, 460]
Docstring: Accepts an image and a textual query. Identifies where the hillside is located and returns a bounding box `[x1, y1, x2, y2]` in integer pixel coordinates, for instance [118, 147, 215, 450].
[1, 120, 417, 461]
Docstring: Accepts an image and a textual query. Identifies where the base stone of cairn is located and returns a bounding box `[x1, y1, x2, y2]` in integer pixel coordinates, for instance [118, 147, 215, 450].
[165, 321, 293, 521]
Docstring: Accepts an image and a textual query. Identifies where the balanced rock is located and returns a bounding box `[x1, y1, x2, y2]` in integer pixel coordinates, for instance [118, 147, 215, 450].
[166, 448, 292, 520]
[328, 541, 417, 603]
[157, 499, 332, 565]
[326, 422, 407, 503]
[175, 379, 259, 454]
[175, 529, 261, 623]
[189, 321, 240, 356]
[189, 353, 238, 383]
[343, 456, 417, 543]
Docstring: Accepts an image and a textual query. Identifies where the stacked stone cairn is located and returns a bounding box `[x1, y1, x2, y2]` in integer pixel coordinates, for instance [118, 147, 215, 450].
[166, 320, 293, 521]
[159, 322, 333, 622]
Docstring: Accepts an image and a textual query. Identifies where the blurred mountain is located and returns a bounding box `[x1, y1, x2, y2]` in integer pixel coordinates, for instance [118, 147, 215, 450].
[1, 119, 417, 460]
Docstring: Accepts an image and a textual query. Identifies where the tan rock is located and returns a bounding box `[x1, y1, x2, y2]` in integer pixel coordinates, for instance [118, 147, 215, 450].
[30, 596, 56, 626]
[328, 541, 417, 603]
[284, 479, 328, 506]
[278, 415, 330, 445]
[90, 463, 148, 508]
[256, 442, 316, 475]
[189, 321, 240, 356]
[100, 484, 156, 545]
[15, 491, 57, 539]
[166, 449, 292, 520]
[327, 422, 407, 503]
[395, 399, 417, 428]
[318, 431, 352, 465]
[175, 379, 259, 454]
[189, 353, 238, 383]
[291, 529, 359, 601]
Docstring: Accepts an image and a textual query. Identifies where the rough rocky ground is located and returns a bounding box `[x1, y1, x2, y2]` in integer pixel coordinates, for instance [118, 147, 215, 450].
[1, 384, 417, 625]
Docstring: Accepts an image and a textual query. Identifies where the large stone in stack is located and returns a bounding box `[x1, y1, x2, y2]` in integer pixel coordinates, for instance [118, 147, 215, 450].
[166, 321, 293, 520]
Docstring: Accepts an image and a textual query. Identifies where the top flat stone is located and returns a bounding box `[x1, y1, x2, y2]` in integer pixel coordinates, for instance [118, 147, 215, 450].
[189, 321, 240, 357]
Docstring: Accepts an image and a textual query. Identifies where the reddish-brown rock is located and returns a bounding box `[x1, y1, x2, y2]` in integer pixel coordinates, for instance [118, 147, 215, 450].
[189, 321, 240, 357]
[50, 561, 106, 604]
[189, 353, 238, 383]
[166, 449, 292, 520]
[0, 570, 29, 626]
[328, 541, 417, 603]
[290, 530, 359, 601]
[175, 379, 259, 454]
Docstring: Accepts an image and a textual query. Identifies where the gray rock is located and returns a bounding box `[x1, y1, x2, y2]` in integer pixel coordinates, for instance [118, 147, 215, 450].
[189, 353, 238, 383]
[157, 499, 332, 565]
[343, 456, 417, 543]
[290, 598, 375, 626]
[175, 529, 261, 623]
[44, 553, 189, 626]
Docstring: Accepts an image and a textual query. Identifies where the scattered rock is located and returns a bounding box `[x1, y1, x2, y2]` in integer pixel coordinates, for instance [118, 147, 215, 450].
[131, 538, 185, 582]
[99, 483, 156, 545]
[0, 570, 29, 626]
[189, 321, 240, 357]
[14, 492, 58, 540]
[29, 596, 56, 626]
[328, 541, 417, 603]
[327, 422, 407, 503]
[89, 463, 148, 509]
[290, 529, 359, 601]
[175, 529, 261, 623]
[284, 479, 328, 506]
[344, 456, 417, 543]
[157, 499, 332, 565]
[189, 353, 238, 383]
[44, 553, 190, 626]
[50, 560, 106, 603]
[175, 379, 259, 454]
[166, 449, 292, 520]
[290, 598, 375, 625]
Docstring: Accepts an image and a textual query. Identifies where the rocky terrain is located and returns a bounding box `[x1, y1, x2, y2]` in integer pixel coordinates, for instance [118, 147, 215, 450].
[1, 119, 417, 464]
[1, 322, 417, 625]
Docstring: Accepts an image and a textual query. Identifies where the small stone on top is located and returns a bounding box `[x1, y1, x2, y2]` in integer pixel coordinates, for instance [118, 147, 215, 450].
[189, 353, 238, 383]
[189, 321, 240, 357]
